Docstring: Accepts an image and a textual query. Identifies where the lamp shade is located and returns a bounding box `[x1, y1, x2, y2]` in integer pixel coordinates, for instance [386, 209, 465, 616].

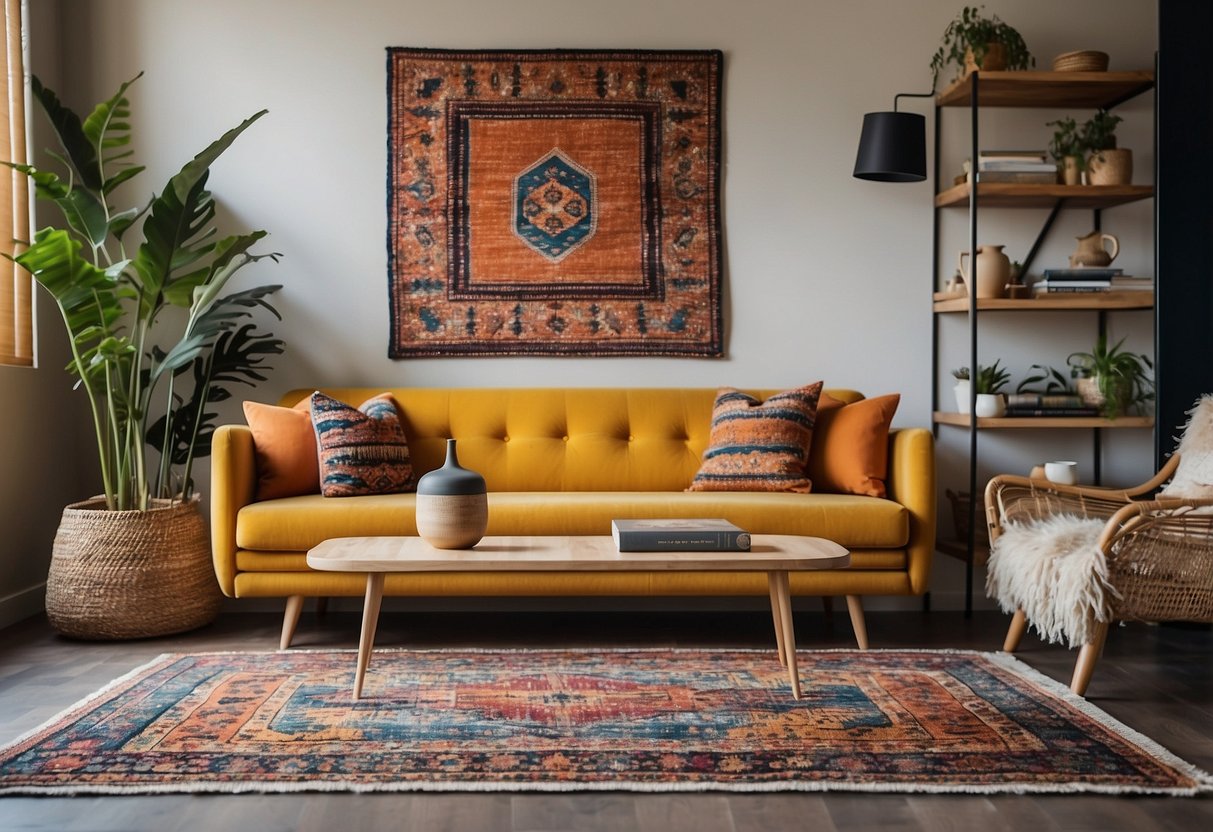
[853, 111, 926, 182]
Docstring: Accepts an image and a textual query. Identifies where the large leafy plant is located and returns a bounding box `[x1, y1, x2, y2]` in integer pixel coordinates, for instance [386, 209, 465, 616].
[1068, 335, 1154, 418]
[930, 6, 1034, 87]
[4, 74, 283, 510]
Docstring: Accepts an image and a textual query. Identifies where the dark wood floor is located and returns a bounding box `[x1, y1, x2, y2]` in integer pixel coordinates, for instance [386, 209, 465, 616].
[0, 606, 1209, 831]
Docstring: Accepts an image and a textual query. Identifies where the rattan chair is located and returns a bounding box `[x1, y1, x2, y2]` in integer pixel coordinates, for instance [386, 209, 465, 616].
[985, 453, 1213, 695]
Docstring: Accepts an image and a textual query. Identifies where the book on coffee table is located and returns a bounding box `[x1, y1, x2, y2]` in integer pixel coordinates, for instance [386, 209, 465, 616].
[611, 518, 751, 552]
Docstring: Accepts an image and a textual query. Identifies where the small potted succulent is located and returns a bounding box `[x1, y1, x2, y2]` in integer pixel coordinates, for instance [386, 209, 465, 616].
[953, 360, 1010, 416]
[1067, 335, 1153, 418]
[1047, 116, 1085, 185]
[1082, 110, 1131, 185]
[930, 6, 1035, 87]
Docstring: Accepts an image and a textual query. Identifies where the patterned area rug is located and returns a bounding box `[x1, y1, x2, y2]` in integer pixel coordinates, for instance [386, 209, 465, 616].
[386, 49, 723, 357]
[1, 649, 1209, 795]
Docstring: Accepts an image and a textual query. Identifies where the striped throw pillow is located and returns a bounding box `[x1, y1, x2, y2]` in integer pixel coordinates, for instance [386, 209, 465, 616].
[688, 383, 823, 493]
[310, 392, 414, 497]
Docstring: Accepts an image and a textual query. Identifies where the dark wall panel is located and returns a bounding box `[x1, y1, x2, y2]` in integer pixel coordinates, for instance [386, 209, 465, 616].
[1156, 0, 1213, 462]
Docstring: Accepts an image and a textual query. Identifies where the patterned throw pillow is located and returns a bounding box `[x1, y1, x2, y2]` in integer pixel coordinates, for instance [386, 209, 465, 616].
[688, 383, 823, 492]
[310, 392, 414, 497]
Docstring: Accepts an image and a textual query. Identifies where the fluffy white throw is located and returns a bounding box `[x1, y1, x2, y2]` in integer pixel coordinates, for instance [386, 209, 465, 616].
[986, 514, 1118, 648]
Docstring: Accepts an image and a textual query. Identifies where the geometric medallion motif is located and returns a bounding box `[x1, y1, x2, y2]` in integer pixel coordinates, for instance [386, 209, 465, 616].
[514, 149, 597, 262]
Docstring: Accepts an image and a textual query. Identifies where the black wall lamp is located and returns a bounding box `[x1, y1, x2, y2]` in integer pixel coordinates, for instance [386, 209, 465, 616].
[853, 91, 934, 182]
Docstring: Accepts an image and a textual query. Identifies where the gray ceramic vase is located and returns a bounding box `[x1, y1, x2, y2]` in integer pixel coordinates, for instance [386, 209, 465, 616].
[415, 438, 488, 549]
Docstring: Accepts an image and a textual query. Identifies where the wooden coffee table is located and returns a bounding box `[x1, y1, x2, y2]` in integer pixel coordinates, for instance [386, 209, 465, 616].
[306, 534, 855, 701]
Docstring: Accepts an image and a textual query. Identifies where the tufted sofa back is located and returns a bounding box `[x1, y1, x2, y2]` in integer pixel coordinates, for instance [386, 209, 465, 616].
[281, 387, 863, 493]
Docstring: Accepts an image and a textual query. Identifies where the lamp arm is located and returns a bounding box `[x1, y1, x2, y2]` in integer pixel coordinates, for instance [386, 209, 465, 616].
[893, 90, 936, 112]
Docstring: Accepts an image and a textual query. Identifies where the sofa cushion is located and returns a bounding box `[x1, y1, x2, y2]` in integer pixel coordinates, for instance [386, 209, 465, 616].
[242, 400, 319, 501]
[688, 383, 823, 493]
[808, 393, 900, 497]
[311, 392, 414, 497]
[235, 490, 908, 553]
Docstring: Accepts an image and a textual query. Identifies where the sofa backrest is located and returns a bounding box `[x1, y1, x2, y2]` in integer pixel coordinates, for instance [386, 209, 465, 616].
[280, 387, 863, 493]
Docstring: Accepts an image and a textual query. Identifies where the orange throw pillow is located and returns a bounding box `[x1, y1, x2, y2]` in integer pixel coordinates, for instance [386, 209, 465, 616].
[807, 393, 900, 497]
[688, 383, 824, 492]
[242, 399, 320, 501]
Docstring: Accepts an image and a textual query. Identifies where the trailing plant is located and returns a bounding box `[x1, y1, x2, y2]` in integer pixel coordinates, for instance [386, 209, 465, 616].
[930, 6, 1034, 87]
[1016, 364, 1073, 395]
[954, 360, 1009, 394]
[3, 74, 284, 510]
[1067, 335, 1154, 418]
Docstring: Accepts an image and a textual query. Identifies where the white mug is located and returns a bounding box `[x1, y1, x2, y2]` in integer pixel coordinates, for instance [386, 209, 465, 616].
[1044, 460, 1078, 485]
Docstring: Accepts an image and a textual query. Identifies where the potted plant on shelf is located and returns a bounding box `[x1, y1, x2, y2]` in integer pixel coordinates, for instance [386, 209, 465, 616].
[1067, 335, 1153, 419]
[1047, 116, 1085, 185]
[3, 74, 284, 639]
[1082, 109, 1131, 185]
[930, 6, 1035, 87]
[953, 360, 1010, 416]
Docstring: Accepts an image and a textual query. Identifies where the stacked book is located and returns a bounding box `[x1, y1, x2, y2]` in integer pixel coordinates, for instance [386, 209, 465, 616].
[964, 150, 1056, 184]
[1004, 393, 1098, 418]
[1033, 268, 1122, 294]
[611, 518, 751, 552]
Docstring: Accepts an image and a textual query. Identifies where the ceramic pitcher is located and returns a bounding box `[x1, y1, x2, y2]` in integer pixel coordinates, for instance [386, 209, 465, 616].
[1069, 231, 1119, 268]
[958, 245, 1010, 299]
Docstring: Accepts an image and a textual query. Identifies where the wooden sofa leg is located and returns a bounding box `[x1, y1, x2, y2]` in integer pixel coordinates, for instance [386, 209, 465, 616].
[1070, 621, 1110, 696]
[845, 595, 869, 650]
[1003, 609, 1028, 652]
[281, 595, 305, 650]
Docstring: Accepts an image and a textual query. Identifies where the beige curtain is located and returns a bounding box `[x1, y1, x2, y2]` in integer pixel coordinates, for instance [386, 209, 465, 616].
[0, 0, 31, 367]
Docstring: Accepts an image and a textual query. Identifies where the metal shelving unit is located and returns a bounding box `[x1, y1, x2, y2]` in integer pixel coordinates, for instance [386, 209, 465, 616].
[930, 70, 1157, 614]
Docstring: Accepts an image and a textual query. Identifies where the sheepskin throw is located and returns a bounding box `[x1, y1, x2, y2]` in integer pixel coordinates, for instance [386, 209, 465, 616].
[1160, 394, 1213, 500]
[986, 514, 1117, 647]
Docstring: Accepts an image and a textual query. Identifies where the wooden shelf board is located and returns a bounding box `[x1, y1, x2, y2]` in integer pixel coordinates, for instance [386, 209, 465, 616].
[935, 70, 1155, 108]
[936, 183, 1154, 209]
[933, 412, 1155, 429]
[936, 538, 991, 566]
[933, 292, 1154, 313]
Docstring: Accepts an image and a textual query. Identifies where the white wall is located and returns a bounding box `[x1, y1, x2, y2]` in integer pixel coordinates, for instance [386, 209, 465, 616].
[3, 0, 1159, 618]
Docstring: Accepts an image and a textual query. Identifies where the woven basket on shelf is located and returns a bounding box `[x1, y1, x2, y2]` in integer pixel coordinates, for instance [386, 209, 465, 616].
[45, 497, 220, 640]
[1052, 50, 1110, 72]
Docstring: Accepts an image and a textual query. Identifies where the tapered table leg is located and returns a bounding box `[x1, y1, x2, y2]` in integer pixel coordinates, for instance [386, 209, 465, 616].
[1004, 609, 1028, 652]
[767, 572, 787, 667]
[845, 595, 869, 649]
[774, 571, 801, 699]
[353, 573, 385, 701]
[280, 595, 304, 650]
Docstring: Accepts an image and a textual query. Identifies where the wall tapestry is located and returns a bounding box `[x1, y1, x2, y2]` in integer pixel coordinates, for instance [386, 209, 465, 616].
[386, 48, 723, 357]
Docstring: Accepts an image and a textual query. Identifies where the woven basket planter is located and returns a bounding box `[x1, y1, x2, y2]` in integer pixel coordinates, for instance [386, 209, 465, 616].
[45, 497, 221, 640]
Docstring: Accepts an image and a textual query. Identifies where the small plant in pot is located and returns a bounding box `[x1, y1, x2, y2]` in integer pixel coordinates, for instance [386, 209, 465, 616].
[3, 74, 284, 639]
[1067, 335, 1153, 418]
[953, 360, 1010, 416]
[930, 5, 1035, 87]
[1082, 110, 1131, 185]
[1047, 116, 1085, 185]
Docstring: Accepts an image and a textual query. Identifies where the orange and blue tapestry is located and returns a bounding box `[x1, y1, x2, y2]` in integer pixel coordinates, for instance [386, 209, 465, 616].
[386, 49, 724, 357]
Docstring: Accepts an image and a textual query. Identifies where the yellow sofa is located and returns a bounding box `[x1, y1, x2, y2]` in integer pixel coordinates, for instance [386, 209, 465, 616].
[211, 387, 935, 646]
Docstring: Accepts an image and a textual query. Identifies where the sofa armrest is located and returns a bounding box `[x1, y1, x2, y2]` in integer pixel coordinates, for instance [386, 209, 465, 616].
[210, 424, 257, 597]
[886, 427, 936, 594]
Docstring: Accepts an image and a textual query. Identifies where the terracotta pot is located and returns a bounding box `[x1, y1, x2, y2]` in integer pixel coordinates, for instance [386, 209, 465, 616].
[964, 42, 1008, 75]
[1060, 155, 1082, 185]
[1087, 148, 1133, 185]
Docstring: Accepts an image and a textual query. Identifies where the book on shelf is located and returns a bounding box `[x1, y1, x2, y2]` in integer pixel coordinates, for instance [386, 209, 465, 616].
[1041, 267, 1123, 280]
[1006, 393, 1087, 409]
[611, 518, 751, 552]
[978, 149, 1049, 161]
[1004, 406, 1100, 417]
[971, 171, 1059, 184]
[1033, 281, 1112, 293]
